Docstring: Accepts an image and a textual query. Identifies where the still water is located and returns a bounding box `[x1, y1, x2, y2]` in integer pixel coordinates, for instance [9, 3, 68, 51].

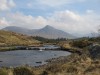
[0, 50, 70, 67]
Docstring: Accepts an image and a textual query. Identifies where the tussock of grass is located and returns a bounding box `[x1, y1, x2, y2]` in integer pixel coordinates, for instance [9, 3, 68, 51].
[13, 67, 34, 75]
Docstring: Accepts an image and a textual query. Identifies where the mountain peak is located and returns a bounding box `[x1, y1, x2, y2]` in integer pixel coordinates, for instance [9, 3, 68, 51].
[43, 25, 55, 30]
[44, 25, 54, 28]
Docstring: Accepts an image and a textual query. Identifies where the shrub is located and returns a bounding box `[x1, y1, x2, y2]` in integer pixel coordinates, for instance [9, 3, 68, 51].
[66, 66, 78, 73]
[0, 69, 8, 75]
[13, 67, 34, 75]
[41, 71, 48, 75]
[72, 40, 91, 48]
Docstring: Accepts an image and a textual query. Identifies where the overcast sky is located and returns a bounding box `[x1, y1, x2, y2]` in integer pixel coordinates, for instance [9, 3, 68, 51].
[0, 0, 100, 36]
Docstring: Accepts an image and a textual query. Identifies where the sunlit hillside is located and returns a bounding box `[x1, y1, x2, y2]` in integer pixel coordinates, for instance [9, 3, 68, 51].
[0, 30, 39, 46]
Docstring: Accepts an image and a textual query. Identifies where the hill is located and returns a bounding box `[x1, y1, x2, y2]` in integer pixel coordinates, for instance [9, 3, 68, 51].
[0, 30, 39, 46]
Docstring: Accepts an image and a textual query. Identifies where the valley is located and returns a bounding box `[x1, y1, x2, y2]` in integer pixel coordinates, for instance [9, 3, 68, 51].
[0, 26, 100, 75]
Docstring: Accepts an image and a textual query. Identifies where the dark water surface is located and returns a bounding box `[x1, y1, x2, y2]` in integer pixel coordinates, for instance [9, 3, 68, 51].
[0, 50, 70, 67]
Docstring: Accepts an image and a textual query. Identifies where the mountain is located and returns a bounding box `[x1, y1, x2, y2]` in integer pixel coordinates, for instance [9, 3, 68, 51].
[0, 30, 39, 46]
[2, 26, 31, 34]
[2, 25, 75, 39]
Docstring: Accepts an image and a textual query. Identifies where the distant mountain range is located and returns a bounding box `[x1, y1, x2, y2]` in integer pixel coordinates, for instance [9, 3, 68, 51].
[2, 25, 75, 39]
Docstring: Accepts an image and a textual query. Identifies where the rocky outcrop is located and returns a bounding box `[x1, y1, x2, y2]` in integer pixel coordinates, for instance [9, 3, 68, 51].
[89, 44, 100, 59]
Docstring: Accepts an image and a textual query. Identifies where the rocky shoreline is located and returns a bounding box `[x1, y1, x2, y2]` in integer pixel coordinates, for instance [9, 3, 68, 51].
[0, 45, 61, 52]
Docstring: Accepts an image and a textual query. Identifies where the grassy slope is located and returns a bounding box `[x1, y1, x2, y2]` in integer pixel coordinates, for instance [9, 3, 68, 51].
[0, 30, 40, 46]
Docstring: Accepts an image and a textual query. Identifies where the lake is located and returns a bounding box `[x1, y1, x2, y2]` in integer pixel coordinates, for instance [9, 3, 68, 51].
[0, 50, 70, 67]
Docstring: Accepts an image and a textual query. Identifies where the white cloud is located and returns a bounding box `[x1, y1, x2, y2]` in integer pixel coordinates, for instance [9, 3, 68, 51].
[0, 17, 9, 28]
[0, 17, 9, 25]
[27, 0, 85, 8]
[36, 0, 85, 7]
[7, 12, 47, 28]
[0, 0, 16, 11]
[48, 10, 100, 35]
[2, 10, 100, 36]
